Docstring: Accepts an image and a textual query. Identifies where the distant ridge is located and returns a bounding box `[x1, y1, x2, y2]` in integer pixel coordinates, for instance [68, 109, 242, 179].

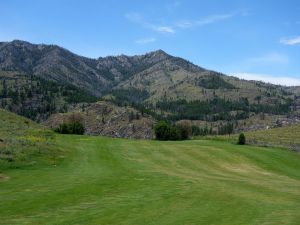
[0, 40, 299, 133]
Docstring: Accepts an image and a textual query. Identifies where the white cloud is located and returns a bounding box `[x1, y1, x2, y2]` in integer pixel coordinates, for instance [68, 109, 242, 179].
[280, 36, 300, 45]
[176, 13, 234, 29]
[126, 12, 235, 34]
[135, 37, 156, 44]
[248, 53, 289, 65]
[154, 26, 175, 33]
[231, 72, 300, 86]
[196, 14, 234, 26]
[176, 21, 194, 29]
[125, 13, 175, 34]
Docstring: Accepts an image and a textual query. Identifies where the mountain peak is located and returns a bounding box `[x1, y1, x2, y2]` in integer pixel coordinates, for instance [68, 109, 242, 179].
[148, 49, 169, 57]
[142, 49, 171, 63]
[11, 39, 30, 44]
[9, 39, 36, 47]
[154, 49, 168, 54]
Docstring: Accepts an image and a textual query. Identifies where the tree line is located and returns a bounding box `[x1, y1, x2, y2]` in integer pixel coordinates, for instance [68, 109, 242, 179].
[154, 120, 236, 140]
[0, 75, 98, 121]
[156, 97, 292, 121]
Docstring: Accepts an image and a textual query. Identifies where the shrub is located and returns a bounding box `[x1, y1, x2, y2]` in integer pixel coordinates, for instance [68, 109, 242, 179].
[191, 125, 201, 136]
[238, 133, 246, 145]
[169, 126, 181, 140]
[176, 121, 192, 139]
[70, 121, 85, 134]
[55, 123, 68, 134]
[54, 122, 85, 135]
[154, 121, 191, 141]
[154, 121, 170, 140]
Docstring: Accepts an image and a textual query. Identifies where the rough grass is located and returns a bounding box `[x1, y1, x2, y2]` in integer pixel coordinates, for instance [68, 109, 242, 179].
[244, 123, 300, 148]
[0, 109, 61, 170]
[0, 134, 299, 225]
[202, 123, 300, 151]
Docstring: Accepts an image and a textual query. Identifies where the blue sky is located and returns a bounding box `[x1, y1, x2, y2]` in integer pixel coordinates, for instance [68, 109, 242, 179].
[1, 0, 300, 85]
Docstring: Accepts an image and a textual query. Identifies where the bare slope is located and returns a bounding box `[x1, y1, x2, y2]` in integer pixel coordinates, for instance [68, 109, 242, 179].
[44, 101, 155, 139]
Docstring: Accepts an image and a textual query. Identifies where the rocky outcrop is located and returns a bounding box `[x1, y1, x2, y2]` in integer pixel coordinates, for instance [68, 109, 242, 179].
[44, 101, 155, 139]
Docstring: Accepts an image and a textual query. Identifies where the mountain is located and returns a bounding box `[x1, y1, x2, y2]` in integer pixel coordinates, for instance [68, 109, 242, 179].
[1, 40, 300, 136]
[0, 41, 201, 96]
[0, 70, 98, 121]
[2, 40, 296, 100]
[0, 40, 107, 96]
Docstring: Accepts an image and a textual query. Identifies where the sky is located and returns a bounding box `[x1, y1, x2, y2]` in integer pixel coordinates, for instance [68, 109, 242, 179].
[1, 0, 300, 85]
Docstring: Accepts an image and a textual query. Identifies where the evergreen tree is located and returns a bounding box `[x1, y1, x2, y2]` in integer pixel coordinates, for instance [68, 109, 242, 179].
[238, 133, 246, 145]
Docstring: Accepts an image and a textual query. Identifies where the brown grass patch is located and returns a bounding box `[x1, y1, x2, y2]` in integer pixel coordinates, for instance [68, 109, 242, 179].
[0, 174, 9, 181]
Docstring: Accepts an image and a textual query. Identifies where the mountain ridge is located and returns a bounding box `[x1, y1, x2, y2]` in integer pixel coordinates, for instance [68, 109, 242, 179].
[1, 40, 298, 90]
[1, 40, 299, 136]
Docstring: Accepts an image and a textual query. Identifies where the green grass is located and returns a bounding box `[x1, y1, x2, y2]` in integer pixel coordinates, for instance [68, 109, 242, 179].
[200, 123, 300, 151]
[0, 109, 61, 170]
[243, 124, 300, 149]
[1, 134, 300, 225]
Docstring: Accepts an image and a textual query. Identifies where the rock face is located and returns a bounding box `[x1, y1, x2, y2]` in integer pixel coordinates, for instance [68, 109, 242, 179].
[44, 101, 155, 139]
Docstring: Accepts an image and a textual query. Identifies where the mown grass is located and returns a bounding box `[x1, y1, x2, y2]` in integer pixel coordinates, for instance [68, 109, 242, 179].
[1, 133, 300, 224]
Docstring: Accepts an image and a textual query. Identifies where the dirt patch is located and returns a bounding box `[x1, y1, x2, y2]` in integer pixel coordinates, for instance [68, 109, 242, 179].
[0, 174, 9, 181]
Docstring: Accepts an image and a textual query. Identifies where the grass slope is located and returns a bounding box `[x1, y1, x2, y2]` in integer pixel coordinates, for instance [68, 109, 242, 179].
[244, 123, 300, 149]
[1, 135, 300, 224]
[203, 123, 300, 151]
[0, 109, 61, 170]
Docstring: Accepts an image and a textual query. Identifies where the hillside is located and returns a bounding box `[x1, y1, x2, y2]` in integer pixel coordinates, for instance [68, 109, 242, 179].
[0, 71, 97, 121]
[1, 40, 299, 135]
[1, 135, 300, 224]
[44, 101, 155, 139]
[242, 123, 300, 151]
[202, 123, 300, 151]
[0, 109, 61, 170]
[1, 40, 298, 105]
[0, 40, 107, 96]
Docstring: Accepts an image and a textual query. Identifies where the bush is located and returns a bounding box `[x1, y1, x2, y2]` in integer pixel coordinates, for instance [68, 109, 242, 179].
[238, 133, 246, 145]
[191, 125, 200, 136]
[154, 121, 191, 141]
[154, 121, 170, 140]
[176, 121, 192, 139]
[169, 126, 181, 140]
[54, 122, 85, 135]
